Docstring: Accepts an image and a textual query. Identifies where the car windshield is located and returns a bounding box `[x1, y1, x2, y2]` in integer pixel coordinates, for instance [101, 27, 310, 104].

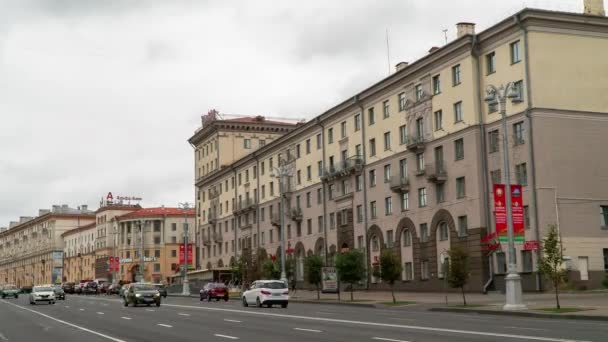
[260, 282, 287, 289]
[4, 286, 16, 290]
[154, 284, 164, 289]
[132, 284, 155, 291]
[34, 287, 54, 292]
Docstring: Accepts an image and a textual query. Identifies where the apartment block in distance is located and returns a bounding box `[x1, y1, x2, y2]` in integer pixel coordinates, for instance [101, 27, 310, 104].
[190, 3, 608, 292]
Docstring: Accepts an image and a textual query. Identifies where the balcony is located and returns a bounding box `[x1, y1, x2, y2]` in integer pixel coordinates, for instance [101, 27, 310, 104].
[202, 236, 211, 246]
[289, 207, 303, 222]
[207, 211, 217, 225]
[233, 198, 258, 215]
[321, 156, 364, 182]
[406, 135, 426, 152]
[271, 213, 282, 227]
[389, 176, 410, 193]
[426, 162, 447, 184]
[212, 231, 223, 243]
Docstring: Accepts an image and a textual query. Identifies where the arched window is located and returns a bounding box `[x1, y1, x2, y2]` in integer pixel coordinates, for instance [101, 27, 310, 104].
[371, 236, 380, 251]
[439, 222, 449, 241]
[402, 230, 412, 247]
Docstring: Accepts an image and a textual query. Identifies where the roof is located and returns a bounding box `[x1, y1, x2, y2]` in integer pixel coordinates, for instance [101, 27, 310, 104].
[225, 116, 297, 125]
[118, 207, 195, 220]
[61, 222, 97, 237]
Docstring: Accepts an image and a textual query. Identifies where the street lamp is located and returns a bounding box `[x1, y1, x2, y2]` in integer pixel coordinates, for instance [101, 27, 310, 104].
[137, 219, 148, 283]
[485, 82, 527, 311]
[270, 159, 294, 286]
[178, 202, 193, 295]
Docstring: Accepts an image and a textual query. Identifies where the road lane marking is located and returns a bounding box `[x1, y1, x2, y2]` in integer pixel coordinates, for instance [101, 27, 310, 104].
[121, 317, 132, 320]
[214, 334, 239, 339]
[372, 338, 410, 342]
[506, 327, 547, 331]
[224, 319, 241, 323]
[0, 300, 127, 342]
[65, 306, 70, 308]
[97, 312, 105, 315]
[0, 333, 8, 341]
[294, 328, 322, 333]
[178, 313, 190, 316]
[161, 303, 592, 342]
[146, 309, 155, 312]
[79, 308, 85, 311]
[316, 311, 334, 315]
[157, 324, 172, 328]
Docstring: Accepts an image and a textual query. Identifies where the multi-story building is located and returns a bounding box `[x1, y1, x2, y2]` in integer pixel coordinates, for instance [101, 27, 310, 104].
[191, 3, 608, 291]
[115, 207, 195, 284]
[0, 205, 95, 286]
[62, 222, 98, 282]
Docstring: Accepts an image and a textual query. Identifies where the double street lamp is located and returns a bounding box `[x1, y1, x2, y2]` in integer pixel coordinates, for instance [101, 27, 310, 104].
[270, 160, 294, 286]
[485, 82, 527, 311]
[178, 202, 193, 295]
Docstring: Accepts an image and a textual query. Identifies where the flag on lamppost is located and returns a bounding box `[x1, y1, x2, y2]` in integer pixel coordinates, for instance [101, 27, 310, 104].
[493, 184, 507, 241]
[494, 184, 525, 242]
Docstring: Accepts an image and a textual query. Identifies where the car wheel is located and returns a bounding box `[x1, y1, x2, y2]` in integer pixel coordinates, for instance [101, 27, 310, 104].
[156, 302, 161, 307]
[242, 297, 248, 307]
[224, 296, 229, 302]
[207, 295, 211, 302]
[51, 301, 55, 305]
[30, 301, 34, 305]
[124, 300, 128, 307]
[216, 298, 220, 302]
[15, 295, 18, 299]
[281, 302, 288, 308]
[256, 297, 262, 308]
[200, 296, 204, 302]
[266, 303, 272, 308]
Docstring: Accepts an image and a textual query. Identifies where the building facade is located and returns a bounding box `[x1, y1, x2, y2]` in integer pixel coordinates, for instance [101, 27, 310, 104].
[62, 223, 98, 282]
[193, 5, 608, 292]
[0, 205, 95, 287]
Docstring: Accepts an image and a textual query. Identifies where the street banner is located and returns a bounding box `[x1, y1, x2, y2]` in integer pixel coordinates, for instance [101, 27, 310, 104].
[321, 266, 338, 293]
[493, 184, 507, 241]
[52, 251, 63, 268]
[109, 257, 114, 271]
[52, 268, 63, 284]
[511, 184, 525, 242]
[524, 240, 539, 250]
[179, 243, 193, 267]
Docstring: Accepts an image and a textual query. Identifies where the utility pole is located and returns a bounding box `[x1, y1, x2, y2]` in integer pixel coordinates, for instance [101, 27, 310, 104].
[138, 220, 146, 282]
[179, 202, 192, 295]
[271, 158, 293, 286]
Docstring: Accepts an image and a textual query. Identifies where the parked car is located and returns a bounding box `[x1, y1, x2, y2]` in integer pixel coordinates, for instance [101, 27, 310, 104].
[107, 284, 121, 295]
[52, 286, 66, 300]
[98, 282, 110, 294]
[119, 284, 131, 298]
[242, 280, 288, 308]
[83, 282, 98, 295]
[62, 282, 76, 294]
[123, 283, 161, 307]
[29, 286, 56, 305]
[1, 285, 20, 299]
[153, 284, 167, 298]
[200, 283, 229, 302]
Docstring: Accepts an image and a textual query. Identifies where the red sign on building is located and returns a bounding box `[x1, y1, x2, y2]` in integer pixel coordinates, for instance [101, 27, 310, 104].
[493, 184, 508, 241]
[524, 240, 539, 250]
[511, 184, 525, 242]
[108, 257, 120, 271]
[179, 244, 193, 266]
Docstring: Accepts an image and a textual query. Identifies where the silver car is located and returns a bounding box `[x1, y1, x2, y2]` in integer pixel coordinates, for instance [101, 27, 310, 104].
[29, 286, 56, 305]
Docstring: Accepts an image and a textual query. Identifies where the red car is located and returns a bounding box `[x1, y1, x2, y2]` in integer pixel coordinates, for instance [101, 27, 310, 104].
[199, 283, 229, 302]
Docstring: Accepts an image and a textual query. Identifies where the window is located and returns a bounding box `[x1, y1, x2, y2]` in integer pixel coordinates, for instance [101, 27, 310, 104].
[370, 201, 377, 219]
[369, 169, 377, 187]
[316, 134, 322, 149]
[415, 117, 423, 138]
[306, 139, 311, 154]
[307, 219, 312, 235]
[439, 222, 448, 241]
[432, 74, 441, 95]
[452, 64, 461, 86]
[297, 170, 301, 185]
[496, 252, 507, 273]
[387, 230, 394, 248]
[489, 130, 499, 153]
[261, 207, 265, 221]
[318, 161, 323, 177]
[486, 51, 496, 74]
[524, 205, 530, 230]
[522, 250, 533, 272]
[295, 144, 301, 159]
[604, 249, 608, 271]
[399, 125, 407, 145]
[171, 236, 177, 243]
[383, 100, 390, 118]
[456, 177, 466, 198]
[171, 250, 177, 257]
[513, 80, 524, 102]
[356, 205, 363, 223]
[329, 213, 335, 230]
[341, 179, 349, 196]
[369, 138, 376, 156]
[261, 185, 266, 199]
[434, 110, 443, 131]
[154, 236, 161, 244]
[368, 107, 375, 125]
[421, 260, 430, 280]
[328, 184, 334, 199]
[513, 121, 525, 145]
[259, 139, 266, 147]
[155, 249, 161, 258]
[328, 128, 334, 144]
[354, 114, 361, 131]
[171, 223, 177, 231]
[403, 230, 412, 247]
[404, 262, 413, 281]
[415, 84, 423, 101]
[399, 92, 406, 111]
[317, 188, 322, 204]
[418, 188, 427, 207]
[306, 192, 311, 208]
[454, 138, 464, 160]
[355, 144, 362, 157]
[356, 174, 363, 191]
[602, 206, 608, 227]
[458, 215, 468, 237]
[385, 197, 393, 215]
[340, 209, 348, 225]
[270, 230, 274, 243]
[383, 131, 391, 151]
[516, 163, 527, 186]
[436, 183, 445, 203]
[383, 165, 391, 183]
[510, 40, 521, 64]
[270, 181, 274, 196]
[420, 223, 428, 242]
[399, 159, 407, 178]
[453, 101, 463, 122]
[401, 192, 409, 211]
[269, 157, 273, 170]
[488, 101, 498, 113]
[371, 236, 380, 251]
[341, 121, 347, 138]
[318, 216, 324, 233]
[416, 153, 424, 171]
[307, 165, 311, 181]
[244, 139, 251, 149]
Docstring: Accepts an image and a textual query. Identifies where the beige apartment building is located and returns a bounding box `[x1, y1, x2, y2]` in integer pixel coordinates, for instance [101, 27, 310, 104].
[191, 4, 608, 292]
[0, 205, 95, 287]
[62, 222, 98, 282]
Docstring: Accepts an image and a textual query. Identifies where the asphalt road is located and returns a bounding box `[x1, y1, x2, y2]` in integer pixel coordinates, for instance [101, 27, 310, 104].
[1, 294, 607, 342]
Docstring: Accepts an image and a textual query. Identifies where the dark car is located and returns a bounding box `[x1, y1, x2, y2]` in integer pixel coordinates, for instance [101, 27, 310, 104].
[123, 283, 161, 307]
[98, 282, 109, 294]
[1, 285, 20, 299]
[62, 282, 75, 294]
[83, 282, 98, 295]
[153, 284, 167, 298]
[107, 284, 121, 295]
[200, 283, 229, 302]
[53, 286, 66, 300]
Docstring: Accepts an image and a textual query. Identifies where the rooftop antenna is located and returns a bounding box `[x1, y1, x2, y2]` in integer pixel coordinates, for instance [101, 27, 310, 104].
[386, 28, 391, 75]
[443, 29, 448, 44]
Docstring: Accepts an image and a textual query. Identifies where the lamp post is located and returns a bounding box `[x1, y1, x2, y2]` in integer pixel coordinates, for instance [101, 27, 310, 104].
[485, 82, 528, 311]
[271, 159, 294, 286]
[178, 202, 193, 295]
[137, 220, 147, 282]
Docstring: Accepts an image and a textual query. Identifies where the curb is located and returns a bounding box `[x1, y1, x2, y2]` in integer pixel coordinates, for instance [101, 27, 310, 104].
[290, 299, 376, 307]
[429, 307, 608, 322]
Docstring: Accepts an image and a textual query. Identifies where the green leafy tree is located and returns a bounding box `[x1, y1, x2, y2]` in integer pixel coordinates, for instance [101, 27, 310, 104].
[231, 257, 244, 286]
[447, 246, 470, 306]
[539, 224, 567, 309]
[304, 255, 324, 300]
[335, 249, 365, 301]
[378, 249, 403, 304]
[261, 259, 281, 279]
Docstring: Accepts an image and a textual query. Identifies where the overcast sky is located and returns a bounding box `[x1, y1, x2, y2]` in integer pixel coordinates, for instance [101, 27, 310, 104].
[0, 0, 592, 226]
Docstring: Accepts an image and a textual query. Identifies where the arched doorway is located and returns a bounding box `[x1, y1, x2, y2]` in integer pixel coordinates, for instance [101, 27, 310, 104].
[294, 242, 305, 282]
[367, 225, 384, 283]
[395, 217, 419, 281]
[130, 265, 139, 283]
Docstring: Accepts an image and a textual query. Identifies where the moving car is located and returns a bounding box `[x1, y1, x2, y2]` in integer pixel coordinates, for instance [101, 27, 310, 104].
[29, 286, 56, 305]
[119, 284, 131, 298]
[53, 286, 66, 300]
[1, 285, 20, 299]
[62, 282, 76, 294]
[200, 282, 229, 302]
[153, 284, 167, 298]
[242, 280, 288, 308]
[123, 283, 161, 307]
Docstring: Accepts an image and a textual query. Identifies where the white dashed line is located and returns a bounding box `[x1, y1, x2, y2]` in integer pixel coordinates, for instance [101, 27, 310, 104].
[506, 327, 547, 331]
[224, 319, 241, 323]
[121, 317, 132, 320]
[146, 309, 155, 312]
[214, 334, 239, 340]
[79, 308, 85, 311]
[294, 328, 322, 333]
[178, 313, 190, 316]
[372, 338, 411, 342]
[97, 312, 104, 315]
[157, 324, 172, 328]
[316, 311, 334, 315]
[65, 306, 70, 308]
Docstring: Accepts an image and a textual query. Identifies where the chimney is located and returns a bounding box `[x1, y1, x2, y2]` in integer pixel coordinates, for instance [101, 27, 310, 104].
[584, 0, 605, 16]
[52, 205, 60, 213]
[39, 209, 50, 216]
[428, 46, 440, 54]
[81, 205, 88, 212]
[456, 22, 476, 38]
[395, 61, 409, 72]
[9, 221, 18, 228]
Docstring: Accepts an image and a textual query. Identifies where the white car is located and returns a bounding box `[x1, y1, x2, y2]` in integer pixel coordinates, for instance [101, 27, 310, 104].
[29, 285, 56, 305]
[242, 280, 289, 308]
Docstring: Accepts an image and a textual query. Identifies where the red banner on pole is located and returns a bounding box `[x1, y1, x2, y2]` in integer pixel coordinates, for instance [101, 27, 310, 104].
[179, 244, 193, 267]
[510, 184, 525, 242]
[524, 241, 539, 250]
[493, 184, 507, 241]
[114, 257, 120, 271]
[108, 257, 114, 271]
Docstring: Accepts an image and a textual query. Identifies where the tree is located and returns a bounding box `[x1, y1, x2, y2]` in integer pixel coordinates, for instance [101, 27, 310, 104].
[335, 249, 365, 301]
[447, 246, 470, 306]
[231, 256, 244, 286]
[539, 224, 566, 309]
[378, 249, 403, 304]
[304, 255, 324, 300]
[261, 259, 281, 280]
